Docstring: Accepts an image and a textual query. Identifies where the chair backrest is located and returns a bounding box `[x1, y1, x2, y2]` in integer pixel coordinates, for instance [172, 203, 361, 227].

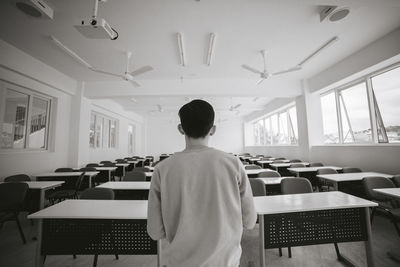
[115, 159, 128, 163]
[4, 174, 31, 182]
[290, 163, 306, 168]
[275, 157, 286, 160]
[255, 154, 264, 158]
[55, 168, 73, 172]
[317, 168, 338, 175]
[133, 167, 150, 172]
[135, 160, 144, 167]
[281, 177, 313, 194]
[245, 165, 262, 170]
[249, 179, 266, 196]
[102, 162, 116, 167]
[74, 172, 86, 192]
[272, 160, 285, 163]
[290, 159, 301, 163]
[362, 176, 395, 201]
[342, 167, 362, 173]
[80, 188, 115, 200]
[123, 171, 147, 181]
[257, 171, 281, 178]
[100, 161, 112, 164]
[146, 156, 154, 161]
[0, 183, 29, 211]
[86, 163, 99, 167]
[393, 175, 400, 187]
[309, 162, 324, 167]
[124, 157, 134, 161]
[79, 167, 97, 172]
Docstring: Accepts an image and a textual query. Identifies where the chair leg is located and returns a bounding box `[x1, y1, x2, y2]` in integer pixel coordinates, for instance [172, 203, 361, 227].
[93, 254, 98, 267]
[334, 243, 340, 259]
[115, 254, 119, 260]
[288, 247, 292, 258]
[370, 207, 376, 224]
[278, 248, 282, 256]
[14, 212, 26, 244]
[73, 254, 77, 259]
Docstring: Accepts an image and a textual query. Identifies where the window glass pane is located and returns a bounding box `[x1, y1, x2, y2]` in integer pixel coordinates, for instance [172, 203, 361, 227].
[89, 113, 95, 148]
[339, 83, 372, 143]
[265, 117, 272, 145]
[257, 119, 265, 145]
[371, 66, 400, 143]
[103, 119, 110, 148]
[1, 89, 29, 149]
[270, 114, 278, 144]
[128, 124, 134, 153]
[95, 117, 103, 148]
[288, 106, 298, 144]
[321, 92, 339, 143]
[29, 97, 48, 149]
[278, 112, 289, 144]
[110, 120, 116, 148]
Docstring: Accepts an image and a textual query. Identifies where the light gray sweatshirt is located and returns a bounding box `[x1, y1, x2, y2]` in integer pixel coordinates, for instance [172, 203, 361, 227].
[147, 146, 257, 267]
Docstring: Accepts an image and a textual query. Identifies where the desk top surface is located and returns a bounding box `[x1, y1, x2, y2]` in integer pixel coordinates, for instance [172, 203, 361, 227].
[28, 199, 148, 219]
[253, 191, 377, 215]
[257, 177, 293, 185]
[270, 162, 310, 168]
[317, 172, 392, 182]
[245, 168, 274, 175]
[0, 181, 65, 189]
[36, 171, 99, 177]
[287, 166, 342, 173]
[98, 181, 150, 190]
[373, 188, 400, 200]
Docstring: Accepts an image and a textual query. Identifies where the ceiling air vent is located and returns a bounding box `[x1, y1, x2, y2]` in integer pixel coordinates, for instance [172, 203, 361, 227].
[320, 6, 350, 22]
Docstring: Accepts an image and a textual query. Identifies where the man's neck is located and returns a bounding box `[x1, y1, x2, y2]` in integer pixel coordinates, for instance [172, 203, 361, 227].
[185, 135, 210, 150]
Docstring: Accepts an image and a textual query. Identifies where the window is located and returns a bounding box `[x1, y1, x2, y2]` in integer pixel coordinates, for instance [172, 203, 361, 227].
[251, 104, 298, 146]
[89, 112, 117, 148]
[319, 63, 400, 145]
[128, 124, 135, 154]
[0, 82, 51, 150]
[371, 66, 400, 143]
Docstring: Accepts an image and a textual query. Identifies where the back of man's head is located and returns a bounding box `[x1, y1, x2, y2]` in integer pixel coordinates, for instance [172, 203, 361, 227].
[178, 99, 215, 139]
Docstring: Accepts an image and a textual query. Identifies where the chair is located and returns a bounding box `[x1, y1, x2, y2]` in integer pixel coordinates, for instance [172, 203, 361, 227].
[0, 183, 29, 244]
[86, 163, 99, 167]
[4, 174, 31, 182]
[100, 161, 112, 164]
[275, 157, 286, 160]
[115, 159, 127, 163]
[290, 163, 306, 168]
[316, 168, 338, 192]
[289, 159, 301, 163]
[79, 188, 118, 267]
[102, 163, 118, 181]
[309, 162, 324, 167]
[123, 171, 146, 181]
[257, 171, 281, 178]
[393, 175, 400, 187]
[55, 168, 73, 172]
[245, 165, 262, 170]
[362, 176, 400, 236]
[249, 179, 266, 196]
[47, 172, 85, 204]
[342, 167, 362, 173]
[280, 177, 313, 258]
[135, 160, 144, 168]
[143, 158, 152, 167]
[80, 167, 97, 188]
[255, 154, 264, 158]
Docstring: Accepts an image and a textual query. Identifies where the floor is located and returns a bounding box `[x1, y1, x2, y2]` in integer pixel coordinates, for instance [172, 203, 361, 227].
[0, 213, 399, 267]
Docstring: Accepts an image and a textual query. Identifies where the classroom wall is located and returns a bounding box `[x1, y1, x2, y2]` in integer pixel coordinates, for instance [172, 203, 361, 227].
[0, 40, 76, 179]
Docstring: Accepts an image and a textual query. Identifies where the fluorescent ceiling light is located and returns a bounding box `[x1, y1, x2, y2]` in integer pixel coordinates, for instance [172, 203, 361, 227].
[177, 32, 185, 66]
[206, 33, 216, 66]
[50, 35, 92, 68]
[298, 36, 338, 66]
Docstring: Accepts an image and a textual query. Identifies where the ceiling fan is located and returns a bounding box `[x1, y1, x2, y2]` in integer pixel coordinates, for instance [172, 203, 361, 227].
[242, 36, 339, 85]
[90, 51, 153, 87]
[242, 50, 301, 85]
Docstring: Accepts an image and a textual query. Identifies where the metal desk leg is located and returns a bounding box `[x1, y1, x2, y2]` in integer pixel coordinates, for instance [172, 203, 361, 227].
[39, 189, 45, 210]
[157, 240, 162, 267]
[35, 219, 44, 267]
[333, 181, 338, 191]
[364, 207, 375, 267]
[259, 215, 265, 267]
[89, 176, 92, 188]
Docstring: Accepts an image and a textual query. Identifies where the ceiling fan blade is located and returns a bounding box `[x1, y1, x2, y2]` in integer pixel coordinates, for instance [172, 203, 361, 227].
[129, 80, 141, 87]
[242, 64, 262, 75]
[233, 104, 241, 109]
[90, 68, 122, 78]
[272, 66, 302, 76]
[261, 50, 267, 73]
[256, 78, 265, 85]
[130, 65, 154, 76]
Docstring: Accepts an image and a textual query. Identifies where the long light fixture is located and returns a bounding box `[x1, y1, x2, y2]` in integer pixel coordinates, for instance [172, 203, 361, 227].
[298, 36, 339, 66]
[176, 32, 185, 66]
[206, 33, 216, 66]
[50, 35, 92, 68]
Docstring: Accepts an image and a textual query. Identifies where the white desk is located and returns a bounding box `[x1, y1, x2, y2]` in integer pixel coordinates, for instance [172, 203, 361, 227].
[245, 168, 274, 177]
[28, 200, 161, 267]
[98, 182, 150, 199]
[253, 192, 377, 267]
[270, 162, 309, 169]
[287, 166, 343, 176]
[35, 172, 99, 188]
[317, 172, 393, 191]
[257, 177, 293, 185]
[373, 188, 400, 200]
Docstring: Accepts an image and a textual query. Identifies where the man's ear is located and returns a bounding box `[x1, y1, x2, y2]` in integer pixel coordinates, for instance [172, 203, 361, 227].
[209, 125, 216, 136]
[177, 124, 185, 135]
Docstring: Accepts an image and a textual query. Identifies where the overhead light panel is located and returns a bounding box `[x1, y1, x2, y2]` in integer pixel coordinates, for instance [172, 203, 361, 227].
[50, 35, 92, 68]
[206, 33, 216, 66]
[177, 33, 186, 66]
[298, 36, 338, 67]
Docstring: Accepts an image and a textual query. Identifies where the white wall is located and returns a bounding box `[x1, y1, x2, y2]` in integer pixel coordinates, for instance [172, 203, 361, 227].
[0, 40, 76, 179]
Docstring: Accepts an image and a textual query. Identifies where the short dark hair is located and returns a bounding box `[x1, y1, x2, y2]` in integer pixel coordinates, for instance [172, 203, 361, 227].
[178, 99, 215, 138]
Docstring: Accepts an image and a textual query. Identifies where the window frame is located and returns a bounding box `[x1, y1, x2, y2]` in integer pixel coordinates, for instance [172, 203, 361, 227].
[0, 81, 52, 151]
[89, 111, 118, 149]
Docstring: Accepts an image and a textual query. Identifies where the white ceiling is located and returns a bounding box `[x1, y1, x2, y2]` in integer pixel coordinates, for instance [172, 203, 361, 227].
[1, 0, 400, 118]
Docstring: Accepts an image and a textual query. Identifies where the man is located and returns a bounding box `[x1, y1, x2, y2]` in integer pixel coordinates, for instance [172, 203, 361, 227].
[147, 99, 256, 267]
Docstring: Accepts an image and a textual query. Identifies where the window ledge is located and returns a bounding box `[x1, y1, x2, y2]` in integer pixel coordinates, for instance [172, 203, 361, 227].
[312, 143, 400, 147]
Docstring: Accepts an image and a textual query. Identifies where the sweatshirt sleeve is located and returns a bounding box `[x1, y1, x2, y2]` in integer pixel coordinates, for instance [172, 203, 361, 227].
[237, 159, 257, 229]
[147, 168, 166, 240]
